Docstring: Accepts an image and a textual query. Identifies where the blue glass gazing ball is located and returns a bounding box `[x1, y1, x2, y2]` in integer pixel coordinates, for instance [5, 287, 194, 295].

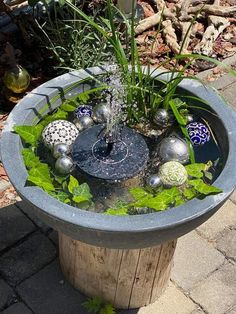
[74, 105, 93, 118]
[186, 122, 210, 146]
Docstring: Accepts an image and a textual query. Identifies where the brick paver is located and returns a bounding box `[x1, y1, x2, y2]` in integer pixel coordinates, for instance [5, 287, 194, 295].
[2, 303, 33, 314]
[0, 204, 35, 251]
[171, 231, 225, 291]
[0, 279, 16, 310]
[190, 263, 236, 314]
[196, 199, 236, 241]
[16, 260, 86, 314]
[216, 229, 236, 262]
[137, 282, 197, 314]
[0, 232, 56, 285]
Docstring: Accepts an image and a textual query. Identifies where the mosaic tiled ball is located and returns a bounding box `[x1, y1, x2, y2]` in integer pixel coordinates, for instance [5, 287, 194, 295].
[74, 105, 93, 118]
[186, 122, 210, 146]
[42, 120, 79, 149]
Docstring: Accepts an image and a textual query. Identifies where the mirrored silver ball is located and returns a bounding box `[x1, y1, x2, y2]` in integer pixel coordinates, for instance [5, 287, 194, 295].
[73, 116, 94, 131]
[159, 136, 189, 164]
[153, 108, 174, 127]
[55, 156, 74, 175]
[53, 143, 71, 159]
[93, 103, 111, 123]
[186, 114, 194, 123]
[146, 174, 162, 188]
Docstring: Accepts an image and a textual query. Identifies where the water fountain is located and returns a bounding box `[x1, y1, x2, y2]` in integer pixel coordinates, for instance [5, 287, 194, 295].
[1, 66, 236, 309]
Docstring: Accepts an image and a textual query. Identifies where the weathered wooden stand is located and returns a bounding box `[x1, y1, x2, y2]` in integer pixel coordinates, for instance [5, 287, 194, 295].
[59, 233, 177, 309]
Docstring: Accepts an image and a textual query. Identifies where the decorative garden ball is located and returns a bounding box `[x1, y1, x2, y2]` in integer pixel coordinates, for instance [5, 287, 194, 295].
[42, 120, 79, 149]
[159, 137, 189, 164]
[186, 114, 194, 123]
[158, 161, 188, 187]
[146, 174, 162, 188]
[73, 116, 94, 132]
[55, 156, 74, 175]
[53, 143, 71, 159]
[74, 105, 93, 118]
[186, 122, 210, 146]
[93, 103, 111, 123]
[153, 108, 174, 128]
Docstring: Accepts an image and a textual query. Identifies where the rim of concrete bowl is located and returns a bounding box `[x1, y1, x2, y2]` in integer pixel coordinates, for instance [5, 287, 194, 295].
[1, 66, 236, 249]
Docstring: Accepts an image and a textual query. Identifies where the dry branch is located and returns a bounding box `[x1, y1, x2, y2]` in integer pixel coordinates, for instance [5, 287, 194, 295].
[194, 16, 230, 55]
[162, 19, 182, 54]
[135, 12, 162, 35]
[189, 4, 236, 17]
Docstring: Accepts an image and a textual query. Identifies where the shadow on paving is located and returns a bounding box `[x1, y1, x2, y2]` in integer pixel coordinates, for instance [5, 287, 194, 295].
[16, 260, 139, 314]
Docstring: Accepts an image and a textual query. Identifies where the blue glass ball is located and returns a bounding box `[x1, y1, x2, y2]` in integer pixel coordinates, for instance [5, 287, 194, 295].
[74, 105, 93, 118]
[186, 122, 210, 146]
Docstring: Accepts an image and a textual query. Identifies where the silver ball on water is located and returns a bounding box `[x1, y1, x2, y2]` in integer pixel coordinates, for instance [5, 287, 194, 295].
[55, 156, 74, 175]
[186, 114, 194, 123]
[53, 143, 71, 159]
[153, 108, 174, 127]
[159, 136, 189, 164]
[146, 174, 162, 188]
[73, 115, 94, 131]
[93, 103, 111, 123]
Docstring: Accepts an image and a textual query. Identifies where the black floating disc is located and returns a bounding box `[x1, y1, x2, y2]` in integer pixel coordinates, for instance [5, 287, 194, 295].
[72, 125, 149, 181]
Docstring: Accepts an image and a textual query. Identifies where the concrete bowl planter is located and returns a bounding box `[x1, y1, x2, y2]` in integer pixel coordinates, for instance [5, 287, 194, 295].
[1, 66, 236, 309]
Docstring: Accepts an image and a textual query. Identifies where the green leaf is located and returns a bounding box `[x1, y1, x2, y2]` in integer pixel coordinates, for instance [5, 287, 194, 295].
[105, 207, 128, 215]
[99, 304, 116, 314]
[185, 163, 206, 178]
[77, 93, 90, 103]
[39, 109, 68, 128]
[129, 187, 151, 200]
[60, 100, 77, 112]
[72, 183, 92, 204]
[58, 0, 65, 6]
[183, 187, 197, 200]
[28, 0, 39, 6]
[22, 148, 41, 169]
[135, 187, 180, 211]
[48, 191, 70, 203]
[169, 99, 195, 164]
[82, 297, 102, 313]
[204, 171, 213, 181]
[189, 179, 222, 195]
[28, 163, 55, 192]
[175, 195, 185, 206]
[14, 125, 43, 146]
[68, 175, 79, 194]
[144, 196, 167, 211]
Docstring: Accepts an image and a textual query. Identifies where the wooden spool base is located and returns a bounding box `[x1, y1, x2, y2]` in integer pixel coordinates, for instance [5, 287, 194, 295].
[59, 233, 177, 309]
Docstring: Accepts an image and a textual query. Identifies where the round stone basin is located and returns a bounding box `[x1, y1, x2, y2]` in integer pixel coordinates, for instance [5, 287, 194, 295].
[1, 66, 236, 249]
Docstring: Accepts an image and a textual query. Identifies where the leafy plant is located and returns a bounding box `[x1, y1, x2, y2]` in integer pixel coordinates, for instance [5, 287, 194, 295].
[105, 162, 222, 215]
[82, 297, 116, 314]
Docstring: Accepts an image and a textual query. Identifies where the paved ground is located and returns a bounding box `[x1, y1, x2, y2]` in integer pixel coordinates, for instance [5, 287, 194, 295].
[0, 63, 236, 314]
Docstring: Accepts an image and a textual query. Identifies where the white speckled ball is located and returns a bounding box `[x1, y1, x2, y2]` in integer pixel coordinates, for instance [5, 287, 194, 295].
[42, 120, 79, 149]
[158, 161, 188, 187]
